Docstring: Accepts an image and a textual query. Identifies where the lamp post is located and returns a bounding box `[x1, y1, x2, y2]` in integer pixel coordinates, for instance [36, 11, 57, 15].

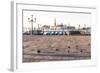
[78, 24, 80, 30]
[84, 24, 86, 28]
[28, 15, 36, 35]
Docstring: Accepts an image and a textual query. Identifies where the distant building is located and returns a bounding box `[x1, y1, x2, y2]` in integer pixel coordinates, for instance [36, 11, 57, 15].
[66, 26, 75, 31]
[42, 19, 76, 31]
[50, 19, 65, 31]
[80, 27, 91, 35]
[50, 24, 64, 30]
[42, 25, 50, 31]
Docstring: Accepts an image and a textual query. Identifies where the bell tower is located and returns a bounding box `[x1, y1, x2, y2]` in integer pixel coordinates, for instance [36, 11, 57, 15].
[54, 18, 56, 26]
[54, 18, 57, 30]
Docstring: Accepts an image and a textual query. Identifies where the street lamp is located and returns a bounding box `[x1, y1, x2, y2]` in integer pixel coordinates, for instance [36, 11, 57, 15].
[84, 24, 86, 28]
[28, 15, 36, 35]
[78, 24, 80, 30]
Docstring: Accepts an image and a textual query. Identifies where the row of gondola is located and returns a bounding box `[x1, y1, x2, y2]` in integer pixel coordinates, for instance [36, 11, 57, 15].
[23, 30, 90, 35]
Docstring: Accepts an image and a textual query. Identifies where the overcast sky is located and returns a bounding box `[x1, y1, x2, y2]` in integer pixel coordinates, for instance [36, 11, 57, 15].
[23, 10, 91, 29]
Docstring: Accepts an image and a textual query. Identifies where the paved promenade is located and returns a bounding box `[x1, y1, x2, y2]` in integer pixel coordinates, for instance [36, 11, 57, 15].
[23, 35, 91, 62]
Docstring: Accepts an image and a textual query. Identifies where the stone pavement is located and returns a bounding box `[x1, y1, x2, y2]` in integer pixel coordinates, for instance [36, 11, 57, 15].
[23, 35, 91, 62]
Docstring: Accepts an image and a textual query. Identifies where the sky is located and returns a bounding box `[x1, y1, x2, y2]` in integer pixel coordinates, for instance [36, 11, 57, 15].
[23, 10, 91, 30]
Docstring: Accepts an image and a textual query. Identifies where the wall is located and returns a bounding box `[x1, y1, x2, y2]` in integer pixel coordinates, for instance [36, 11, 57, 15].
[0, 0, 100, 73]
